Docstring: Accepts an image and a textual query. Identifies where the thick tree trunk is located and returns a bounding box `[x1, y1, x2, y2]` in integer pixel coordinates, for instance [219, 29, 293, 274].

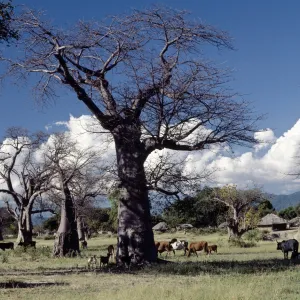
[114, 128, 157, 265]
[227, 212, 245, 240]
[16, 207, 33, 244]
[53, 184, 80, 257]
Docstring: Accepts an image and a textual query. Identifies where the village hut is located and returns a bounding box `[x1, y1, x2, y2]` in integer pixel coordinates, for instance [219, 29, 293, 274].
[258, 213, 287, 231]
[152, 222, 168, 232]
[288, 216, 300, 228]
[176, 224, 193, 230]
[218, 222, 228, 229]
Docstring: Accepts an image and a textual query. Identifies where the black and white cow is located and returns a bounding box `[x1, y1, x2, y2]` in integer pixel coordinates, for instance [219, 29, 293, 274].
[276, 239, 299, 259]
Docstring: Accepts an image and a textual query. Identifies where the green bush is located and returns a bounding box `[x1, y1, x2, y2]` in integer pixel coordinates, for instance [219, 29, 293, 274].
[1, 252, 9, 263]
[243, 229, 262, 243]
[229, 237, 257, 248]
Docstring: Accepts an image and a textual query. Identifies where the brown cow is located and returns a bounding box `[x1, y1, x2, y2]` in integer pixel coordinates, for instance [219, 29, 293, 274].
[207, 244, 218, 254]
[187, 241, 209, 257]
[155, 241, 175, 257]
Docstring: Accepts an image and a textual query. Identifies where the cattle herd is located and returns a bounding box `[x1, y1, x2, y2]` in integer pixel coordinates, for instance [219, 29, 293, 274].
[0, 238, 298, 270]
[155, 238, 218, 257]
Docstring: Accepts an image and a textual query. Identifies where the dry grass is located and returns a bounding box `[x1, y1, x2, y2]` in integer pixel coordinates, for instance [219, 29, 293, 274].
[0, 232, 299, 300]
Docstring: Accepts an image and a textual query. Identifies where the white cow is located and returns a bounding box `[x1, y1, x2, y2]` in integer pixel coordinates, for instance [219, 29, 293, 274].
[170, 239, 189, 255]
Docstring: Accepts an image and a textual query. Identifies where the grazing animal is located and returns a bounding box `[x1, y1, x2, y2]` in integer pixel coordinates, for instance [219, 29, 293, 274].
[170, 240, 189, 255]
[119, 253, 134, 269]
[81, 240, 88, 249]
[276, 239, 299, 259]
[0, 242, 14, 251]
[87, 255, 98, 269]
[155, 241, 175, 257]
[187, 241, 209, 257]
[207, 244, 218, 254]
[18, 241, 36, 248]
[100, 253, 110, 268]
[107, 245, 115, 261]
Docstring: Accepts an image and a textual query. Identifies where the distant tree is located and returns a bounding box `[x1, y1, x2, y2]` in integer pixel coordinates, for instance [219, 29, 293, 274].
[85, 207, 110, 233]
[257, 199, 275, 217]
[163, 187, 228, 228]
[278, 206, 297, 220]
[42, 214, 59, 232]
[4, 6, 261, 264]
[0, 206, 16, 238]
[295, 203, 300, 216]
[213, 185, 265, 239]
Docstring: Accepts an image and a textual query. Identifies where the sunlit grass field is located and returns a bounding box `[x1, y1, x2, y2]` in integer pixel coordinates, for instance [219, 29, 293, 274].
[0, 231, 300, 300]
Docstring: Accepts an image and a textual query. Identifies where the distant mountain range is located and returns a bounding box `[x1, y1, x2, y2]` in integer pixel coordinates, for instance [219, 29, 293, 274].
[270, 191, 300, 210]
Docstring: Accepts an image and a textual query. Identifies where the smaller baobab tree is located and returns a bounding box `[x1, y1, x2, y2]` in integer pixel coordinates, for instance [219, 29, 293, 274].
[70, 168, 106, 242]
[43, 132, 101, 257]
[0, 127, 53, 244]
[213, 185, 265, 240]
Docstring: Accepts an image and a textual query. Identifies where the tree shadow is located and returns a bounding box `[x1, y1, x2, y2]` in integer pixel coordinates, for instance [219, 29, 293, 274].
[0, 280, 68, 289]
[149, 258, 300, 276]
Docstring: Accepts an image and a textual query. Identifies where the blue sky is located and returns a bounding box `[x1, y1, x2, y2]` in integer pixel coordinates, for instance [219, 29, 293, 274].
[1, 0, 299, 137]
[1, 0, 300, 195]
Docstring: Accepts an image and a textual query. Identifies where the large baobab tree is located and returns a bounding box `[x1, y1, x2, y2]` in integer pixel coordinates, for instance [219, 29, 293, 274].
[0, 127, 53, 243]
[4, 6, 260, 263]
[43, 133, 100, 257]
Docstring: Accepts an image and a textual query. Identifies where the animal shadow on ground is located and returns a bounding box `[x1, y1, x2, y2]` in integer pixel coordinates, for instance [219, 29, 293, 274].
[150, 258, 300, 276]
[0, 280, 68, 289]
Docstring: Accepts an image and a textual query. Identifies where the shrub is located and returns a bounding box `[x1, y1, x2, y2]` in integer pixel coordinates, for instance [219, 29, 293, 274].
[243, 229, 262, 243]
[229, 237, 257, 248]
[1, 253, 9, 263]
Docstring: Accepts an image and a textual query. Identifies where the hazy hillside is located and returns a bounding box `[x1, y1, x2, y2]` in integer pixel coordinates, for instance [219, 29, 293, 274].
[270, 191, 300, 210]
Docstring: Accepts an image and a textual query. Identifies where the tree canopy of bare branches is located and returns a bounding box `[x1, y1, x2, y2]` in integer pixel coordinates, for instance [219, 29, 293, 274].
[42, 132, 103, 256]
[0, 127, 53, 243]
[3, 6, 261, 264]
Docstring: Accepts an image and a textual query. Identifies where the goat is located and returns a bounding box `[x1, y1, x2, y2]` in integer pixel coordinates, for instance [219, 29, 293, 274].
[100, 253, 110, 268]
[87, 255, 97, 269]
[81, 240, 88, 249]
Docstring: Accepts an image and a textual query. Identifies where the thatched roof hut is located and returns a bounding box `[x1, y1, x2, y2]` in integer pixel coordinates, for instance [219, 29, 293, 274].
[288, 217, 300, 227]
[218, 222, 228, 229]
[152, 222, 168, 232]
[177, 224, 193, 230]
[258, 213, 287, 230]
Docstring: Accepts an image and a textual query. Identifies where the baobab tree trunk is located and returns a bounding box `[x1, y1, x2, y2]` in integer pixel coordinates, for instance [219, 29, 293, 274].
[227, 209, 247, 240]
[16, 207, 33, 244]
[114, 128, 157, 265]
[53, 185, 79, 257]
